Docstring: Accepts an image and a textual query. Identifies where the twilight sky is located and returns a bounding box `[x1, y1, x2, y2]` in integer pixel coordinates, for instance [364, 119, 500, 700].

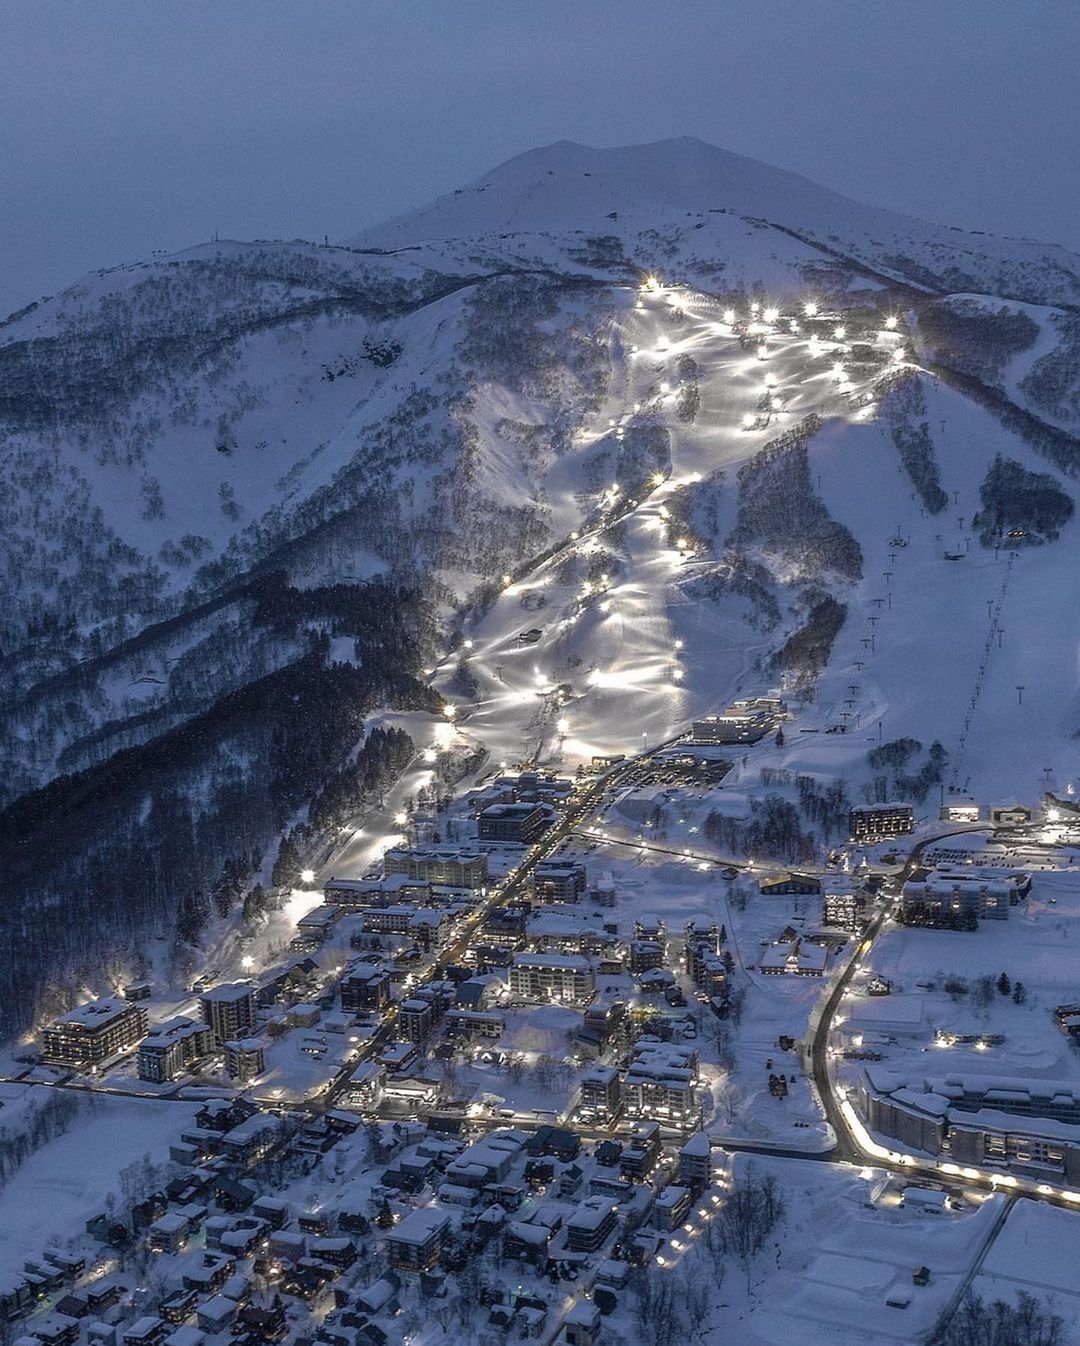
[3, 0, 1079, 317]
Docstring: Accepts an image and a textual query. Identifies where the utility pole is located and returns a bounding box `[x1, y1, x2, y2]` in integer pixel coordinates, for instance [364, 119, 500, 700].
[1016, 686, 1025, 706]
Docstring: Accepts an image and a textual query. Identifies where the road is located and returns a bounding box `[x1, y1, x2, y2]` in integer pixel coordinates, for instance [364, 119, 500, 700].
[796, 825, 1080, 1230]
[572, 827, 747, 870]
[807, 826, 998, 1163]
[805, 828, 981, 1170]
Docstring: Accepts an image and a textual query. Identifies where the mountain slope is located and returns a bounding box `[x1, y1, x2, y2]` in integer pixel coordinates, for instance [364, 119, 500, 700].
[3, 136, 1080, 1035]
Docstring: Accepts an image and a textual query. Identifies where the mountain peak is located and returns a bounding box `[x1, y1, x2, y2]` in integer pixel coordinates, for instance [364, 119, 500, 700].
[352, 135, 882, 250]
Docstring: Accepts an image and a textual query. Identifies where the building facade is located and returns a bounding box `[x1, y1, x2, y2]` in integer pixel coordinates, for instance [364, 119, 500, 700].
[849, 803, 914, 842]
[138, 1016, 213, 1083]
[530, 860, 587, 903]
[383, 849, 488, 889]
[340, 964, 391, 1012]
[509, 953, 595, 1005]
[477, 804, 549, 846]
[200, 984, 256, 1047]
[224, 1039, 266, 1082]
[42, 999, 148, 1070]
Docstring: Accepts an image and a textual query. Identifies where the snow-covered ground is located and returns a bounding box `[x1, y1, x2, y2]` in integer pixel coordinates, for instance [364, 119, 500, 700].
[615, 1153, 1005, 1346]
[750, 1171, 1003, 1346]
[973, 1198, 1080, 1335]
[0, 1086, 196, 1278]
[433, 281, 905, 770]
[837, 866, 1080, 1108]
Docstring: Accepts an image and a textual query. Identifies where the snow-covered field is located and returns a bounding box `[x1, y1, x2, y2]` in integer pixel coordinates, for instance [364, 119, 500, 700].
[751, 1175, 1003, 1346]
[0, 1086, 196, 1278]
[973, 1198, 1080, 1335]
[617, 1153, 1005, 1346]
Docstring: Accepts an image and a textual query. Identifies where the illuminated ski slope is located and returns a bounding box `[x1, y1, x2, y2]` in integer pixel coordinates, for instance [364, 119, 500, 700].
[435, 280, 910, 770]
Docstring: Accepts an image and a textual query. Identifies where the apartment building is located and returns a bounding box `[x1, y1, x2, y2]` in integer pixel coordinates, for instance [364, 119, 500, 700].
[200, 983, 256, 1047]
[621, 1042, 698, 1120]
[509, 953, 595, 1005]
[899, 869, 1023, 926]
[340, 962, 391, 1012]
[579, 1065, 620, 1120]
[224, 1039, 266, 1083]
[529, 859, 587, 903]
[849, 802, 914, 842]
[385, 1207, 450, 1272]
[138, 1016, 213, 1083]
[42, 999, 148, 1070]
[383, 848, 488, 889]
[477, 804, 550, 846]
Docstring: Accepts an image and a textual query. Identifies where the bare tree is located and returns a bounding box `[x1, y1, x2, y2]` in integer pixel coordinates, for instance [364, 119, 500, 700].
[631, 1264, 684, 1346]
[972, 974, 997, 1014]
[931, 1289, 1063, 1346]
[711, 1170, 785, 1293]
[716, 1081, 745, 1126]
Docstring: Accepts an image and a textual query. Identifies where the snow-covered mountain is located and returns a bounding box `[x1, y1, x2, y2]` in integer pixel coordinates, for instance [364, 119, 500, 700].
[353, 137, 1080, 307]
[4, 136, 1080, 1034]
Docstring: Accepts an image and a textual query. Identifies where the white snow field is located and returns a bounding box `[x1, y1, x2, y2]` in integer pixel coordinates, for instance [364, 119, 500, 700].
[0, 1086, 196, 1279]
[973, 1198, 1080, 1334]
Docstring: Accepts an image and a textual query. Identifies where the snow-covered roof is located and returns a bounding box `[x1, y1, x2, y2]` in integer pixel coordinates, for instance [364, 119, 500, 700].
[53, 998, 131, 1028]
[513, 951, 591, 970]
[199, 981, 253, 1004]
[567, 1197, 615, 1231]
[387, 1206, 450, 1246]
